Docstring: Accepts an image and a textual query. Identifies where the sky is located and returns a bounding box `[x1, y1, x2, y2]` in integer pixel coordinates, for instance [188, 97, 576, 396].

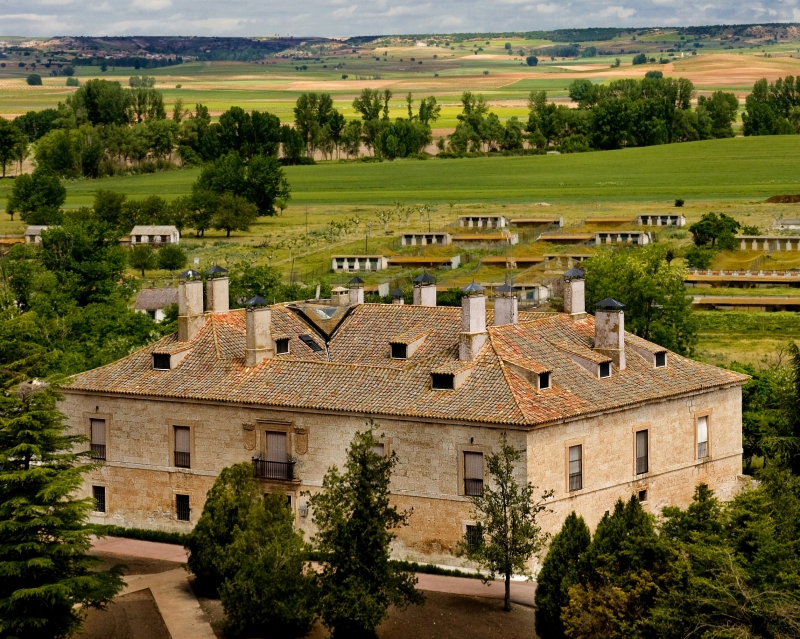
[0, 0, 798, 38]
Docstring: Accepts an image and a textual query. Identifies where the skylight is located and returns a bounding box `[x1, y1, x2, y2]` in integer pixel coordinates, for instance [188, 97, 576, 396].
[312, 307, 337, 320]
[299, 334, 324, 352]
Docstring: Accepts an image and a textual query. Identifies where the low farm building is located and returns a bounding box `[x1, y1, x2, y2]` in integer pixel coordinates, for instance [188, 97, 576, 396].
[331, 255, 389, 272]
[62, 273, 746, 570]
[451, 233, 519, 246]
[130, 226, 180, 245]
[738, 235, 800, 251]
[457, 215, 508, 229]
[401, 232, 451, 246]
[595, 231, 652, 246]
[637, 214, 686, 227]
[24, 226, 48, 243]
[134, 287, 179, 323]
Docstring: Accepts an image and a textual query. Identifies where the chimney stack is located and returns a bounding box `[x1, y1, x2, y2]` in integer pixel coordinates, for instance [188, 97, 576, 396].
[205, 265, 229, 313]
[594, 298, 626, 370]
[413, 272, 437, 307]
[331, 286, 350, 306]
[459, 282, 487, 361]
[563, 268, 586, 319]
[178, 270, 204, 342]
[391, 288, 405, 305]
[493, 283, 518, 326]
[244, 297, 274, 367]
[348, 276, 364, 305]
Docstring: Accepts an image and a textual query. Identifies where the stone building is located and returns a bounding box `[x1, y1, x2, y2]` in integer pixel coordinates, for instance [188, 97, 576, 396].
[130, 226, 180, 245]
[62, 271, 746, 569]
[134, 287, 179, 323]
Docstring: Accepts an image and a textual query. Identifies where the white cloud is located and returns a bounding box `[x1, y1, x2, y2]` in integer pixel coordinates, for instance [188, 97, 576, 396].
[0, 12, 56, 19]
[536, 3, 559, 13]
[386, 3, 430, 17]
[132, 0, 172, 9]
[332, 4, 356, 17]
[596, 5, 636, 19]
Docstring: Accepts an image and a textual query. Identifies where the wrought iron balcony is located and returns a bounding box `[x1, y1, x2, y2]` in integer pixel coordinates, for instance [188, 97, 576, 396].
[91, 444, 106, 460]
[252, 457, 295, 481]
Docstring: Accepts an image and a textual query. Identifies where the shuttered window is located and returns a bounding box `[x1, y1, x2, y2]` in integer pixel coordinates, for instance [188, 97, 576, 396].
[266, 432, 287, 463]
[636, 430, 649, 475]
[697, 417, 708, 459]
[568, 445, 583, 491]
[464, 452, 483, 496]
[174, 426, 191, 468]
[90, 419, 106, 460]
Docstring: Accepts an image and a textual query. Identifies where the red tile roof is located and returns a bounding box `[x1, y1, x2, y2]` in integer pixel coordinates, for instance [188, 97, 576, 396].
[66, 304, 747, 427]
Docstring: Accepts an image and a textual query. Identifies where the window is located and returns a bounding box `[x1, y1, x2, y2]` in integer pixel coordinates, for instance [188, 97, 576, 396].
[299, 334, 323, 352]
[390, 343, 407, 359]
[638, 489, 648, 502]
[636, 430, 649, 475]
[697, 416, 708, 459]
[464, 452, 483, 496]
[538, 371, 551, 390]
[176, 494, 190, 521]
[90, 418, 106, 460]
[599, 361, 611, 378]
[372, 442, 385, 456]
[432, 373, 455, 390]
[465, 524, 483, 552]
[568, 445, 582, 491]
[174, 426, 191, 468]
[655, 352, 666, 368]
[93, 486, 106, 513]
[153, 353, 170, 370]
[254, 431, 291, 480]
[276, 338, 290, 355]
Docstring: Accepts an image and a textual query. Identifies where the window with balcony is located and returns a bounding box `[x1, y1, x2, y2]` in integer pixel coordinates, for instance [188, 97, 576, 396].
[93, 486, 106, 513]
[697, 416, 708, 459]
[568, 445, 582, 491]
[176, 494, 190, 521]
[464, 451, 484, 496]
[636, 429, 649, 475]
[174, 426, 191, 468]
[90, 418, 106, 460]
[253, 431, 293, 480]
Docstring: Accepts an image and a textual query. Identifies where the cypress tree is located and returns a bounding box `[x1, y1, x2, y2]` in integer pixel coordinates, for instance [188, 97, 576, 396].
[0, 387, 124, 639]
[534, 512, 591, 639]
[308, 422, 423, 638]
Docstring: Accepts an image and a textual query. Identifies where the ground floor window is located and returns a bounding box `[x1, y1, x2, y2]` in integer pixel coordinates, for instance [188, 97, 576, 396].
[93, 486, 106, 513]
[176, 494, 190, 522]
[466, 524, 483, 552]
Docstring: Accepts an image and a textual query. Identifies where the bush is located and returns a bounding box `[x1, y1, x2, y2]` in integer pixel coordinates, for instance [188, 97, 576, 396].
[645, 70, 663, 79]
[26, 73, 42, 86]
[185, 463, 261, 594]
[674, 198, 685, 207]
[65, 77, 79, 87]
[219, 492, 317, 639]
[632, 53, 648, 65]
[92, 525, 188, 546]
[526, 55, 539, 67]
[685, 245, 715, 269]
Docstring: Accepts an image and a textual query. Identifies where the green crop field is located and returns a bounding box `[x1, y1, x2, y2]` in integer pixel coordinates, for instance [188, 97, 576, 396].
[3, 135, 798, 213]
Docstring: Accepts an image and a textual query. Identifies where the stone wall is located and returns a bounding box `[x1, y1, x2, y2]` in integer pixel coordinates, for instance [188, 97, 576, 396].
[61, 383, 742, 568]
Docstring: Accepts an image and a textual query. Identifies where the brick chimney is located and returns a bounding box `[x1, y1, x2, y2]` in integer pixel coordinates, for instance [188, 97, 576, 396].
[178, 273, 204, 342]
[459, 282, 487, 361]
[594, 298, 626, 370]
[563, 268, 586, 319]
[205, 265, 229, 313]
[413, 272, 437, 307]
[348, 276, 364, 305]
[245, 299, 274, 366]
[493, 283, 518, 326]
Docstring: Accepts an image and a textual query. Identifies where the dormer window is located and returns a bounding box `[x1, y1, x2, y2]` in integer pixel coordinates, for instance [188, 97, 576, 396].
[655, 352, 666, 368]
[599, 361, 611, 378]
[431, 373, 455, 390]
[276, 338, 290, 355]
[391, 343, 407, 359]
[538, 371, 551, 390]
[153, 353, 170, 370]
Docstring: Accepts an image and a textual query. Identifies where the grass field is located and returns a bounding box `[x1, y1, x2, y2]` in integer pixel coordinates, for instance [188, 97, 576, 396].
[2, 136, 799, 214]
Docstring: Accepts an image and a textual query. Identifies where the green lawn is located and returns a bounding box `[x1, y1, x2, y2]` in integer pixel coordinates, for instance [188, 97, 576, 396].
[2, 135, 800, 210]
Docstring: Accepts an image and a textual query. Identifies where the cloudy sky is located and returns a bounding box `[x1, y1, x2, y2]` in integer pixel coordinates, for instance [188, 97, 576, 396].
[0, 0, 798, 38]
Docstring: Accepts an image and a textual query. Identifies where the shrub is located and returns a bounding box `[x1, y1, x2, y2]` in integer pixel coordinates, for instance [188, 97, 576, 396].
[526, 55, 539, 66]
[341, 74, 348, 79]
[674, 198, 685, 207]
[685, 245, 715, 269]
[741, 224, 760, 235]
[632, 53, 648, 65]
[65, 77, 79, 87]
[645, 70, 663, 79]
[219, 492, 317, 639]
[26, 73, 42, 86]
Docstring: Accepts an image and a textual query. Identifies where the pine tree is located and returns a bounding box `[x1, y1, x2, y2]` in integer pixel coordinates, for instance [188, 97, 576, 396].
[0, 386, 124, 639]
[308, 422, 422, 638]
[457, 432, 553, 611]
[534, 512, 591, 639]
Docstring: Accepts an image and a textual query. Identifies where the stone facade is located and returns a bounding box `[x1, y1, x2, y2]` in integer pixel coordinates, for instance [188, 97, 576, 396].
[63, 381, 743, 570]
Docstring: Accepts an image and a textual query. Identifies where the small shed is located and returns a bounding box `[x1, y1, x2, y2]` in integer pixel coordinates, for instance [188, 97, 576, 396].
[24, 226, 48, 244]
[130, 226, 180, 245]
[134, 288, 179, 322]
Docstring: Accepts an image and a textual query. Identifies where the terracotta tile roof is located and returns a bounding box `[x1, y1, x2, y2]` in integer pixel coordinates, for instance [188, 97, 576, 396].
[66, 304, 747, 427]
